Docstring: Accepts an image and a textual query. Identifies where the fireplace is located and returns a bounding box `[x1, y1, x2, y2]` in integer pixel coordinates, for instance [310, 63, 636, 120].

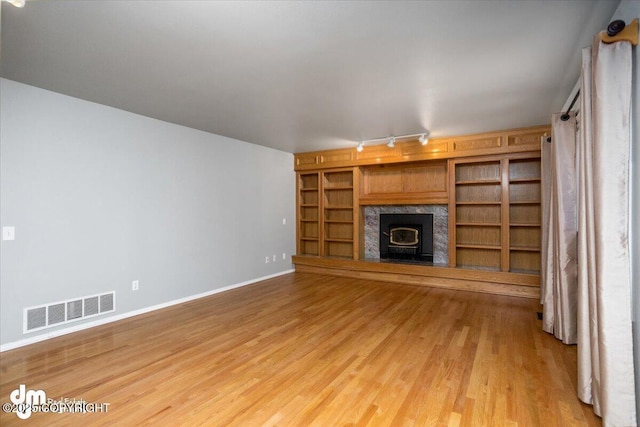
[379, 213, 434, 262]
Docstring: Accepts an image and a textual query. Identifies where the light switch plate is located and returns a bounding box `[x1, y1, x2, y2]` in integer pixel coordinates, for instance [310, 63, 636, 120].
[2, 227, 15, 241]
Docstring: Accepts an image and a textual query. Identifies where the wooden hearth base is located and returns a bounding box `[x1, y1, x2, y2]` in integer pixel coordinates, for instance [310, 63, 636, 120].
[292, 255, 540, 299]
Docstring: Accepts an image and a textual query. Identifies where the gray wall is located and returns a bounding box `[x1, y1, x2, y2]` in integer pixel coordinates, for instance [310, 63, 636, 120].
[610, 1, 640, 422]
[0, 78, 296, 347]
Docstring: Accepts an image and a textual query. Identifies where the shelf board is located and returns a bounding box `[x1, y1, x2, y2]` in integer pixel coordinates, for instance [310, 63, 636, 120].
[456, 222, 501, 227]
[510, 223, 541, 227]
[324, 220, 354, 224]
[325, 205, 354, 210]
[324, 186, 354, 190]
[300, 204, 319, 207]
[509, 200, 541, 205]
[455, 179, 501, 185]
[300, 188, 319, 192]
[456, 244, 501, 250]
[300, 237, 319, 241]
[322, 255, 354, 260]
[509, 177, 541, 183]
[300, 219, 319, 223]
[456, 201, 502, 205]
[509, 246, 541, 252]
[324, 238, 354, 243]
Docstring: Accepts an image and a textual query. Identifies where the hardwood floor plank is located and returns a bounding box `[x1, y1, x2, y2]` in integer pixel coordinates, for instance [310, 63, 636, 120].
[0, 272, 600, 426]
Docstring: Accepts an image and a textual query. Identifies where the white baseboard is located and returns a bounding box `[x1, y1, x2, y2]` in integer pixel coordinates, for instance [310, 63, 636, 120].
[0, 269, 295, 352]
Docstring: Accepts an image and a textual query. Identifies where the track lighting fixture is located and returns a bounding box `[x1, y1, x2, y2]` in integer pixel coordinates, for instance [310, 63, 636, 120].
[357, 130, 431, 151]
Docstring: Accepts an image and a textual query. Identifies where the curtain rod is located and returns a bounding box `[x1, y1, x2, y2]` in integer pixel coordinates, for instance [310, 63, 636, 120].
[559, 18, 638, 123]
[599, 18, 638, 46]
[560, 90, 580, 122]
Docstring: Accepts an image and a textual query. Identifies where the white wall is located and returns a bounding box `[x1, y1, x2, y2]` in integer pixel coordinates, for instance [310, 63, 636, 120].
[0, 78, 296, 348]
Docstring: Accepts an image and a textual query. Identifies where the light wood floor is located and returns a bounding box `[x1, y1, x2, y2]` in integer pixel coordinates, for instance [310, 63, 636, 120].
[1, 272, 600, 426]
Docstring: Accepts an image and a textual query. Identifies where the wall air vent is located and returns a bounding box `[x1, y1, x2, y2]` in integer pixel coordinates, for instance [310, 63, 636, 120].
[23, 291, 116, 333]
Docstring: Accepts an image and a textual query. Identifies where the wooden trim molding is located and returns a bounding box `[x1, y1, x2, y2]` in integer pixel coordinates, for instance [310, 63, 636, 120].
[292, 255, 540, 299]
[294, 125, 550, 171]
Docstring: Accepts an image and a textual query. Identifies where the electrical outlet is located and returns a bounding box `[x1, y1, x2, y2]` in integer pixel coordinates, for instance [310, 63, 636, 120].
[265, 256, 269, 264]
[282, 218, 286, 225]
[282, 252, 286, 260]
[273, 254, 276, 262]
[2, 226, 15, 241]
[132, 280, 139, 291]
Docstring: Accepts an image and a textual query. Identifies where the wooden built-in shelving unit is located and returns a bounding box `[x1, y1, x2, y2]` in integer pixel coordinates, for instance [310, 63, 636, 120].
[293, 125, 548, 298]
[508, 157, 542, 274]
[297, 173, 320, 256]
[297, 168, 360, 259]
[322, 170, 357, 258]
[447, 153, 542, 274]
[451, 159, 503, 270]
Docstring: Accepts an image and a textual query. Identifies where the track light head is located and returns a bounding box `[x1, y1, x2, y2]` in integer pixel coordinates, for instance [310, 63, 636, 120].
[419, 132, 430, 145]
[387, 137, 396, 148]
[356, 142, 364, 152]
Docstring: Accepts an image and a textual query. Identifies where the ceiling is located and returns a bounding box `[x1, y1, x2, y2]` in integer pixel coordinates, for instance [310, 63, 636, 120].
[0, 1, 619, 153]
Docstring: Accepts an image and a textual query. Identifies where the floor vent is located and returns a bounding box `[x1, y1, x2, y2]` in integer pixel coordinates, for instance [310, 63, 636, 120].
[24, 291, 116, 334]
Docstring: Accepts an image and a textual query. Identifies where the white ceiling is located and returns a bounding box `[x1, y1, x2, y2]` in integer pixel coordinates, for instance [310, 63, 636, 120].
[0, 1, 619, 153]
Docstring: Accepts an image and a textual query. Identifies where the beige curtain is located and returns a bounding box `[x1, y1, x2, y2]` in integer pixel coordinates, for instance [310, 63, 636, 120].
[541, 113, 578, 344]
[576, 37, 636, 426]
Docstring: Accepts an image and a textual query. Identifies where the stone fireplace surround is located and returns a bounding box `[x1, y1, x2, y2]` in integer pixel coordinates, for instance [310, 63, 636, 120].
[364, 205, 448, 265]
